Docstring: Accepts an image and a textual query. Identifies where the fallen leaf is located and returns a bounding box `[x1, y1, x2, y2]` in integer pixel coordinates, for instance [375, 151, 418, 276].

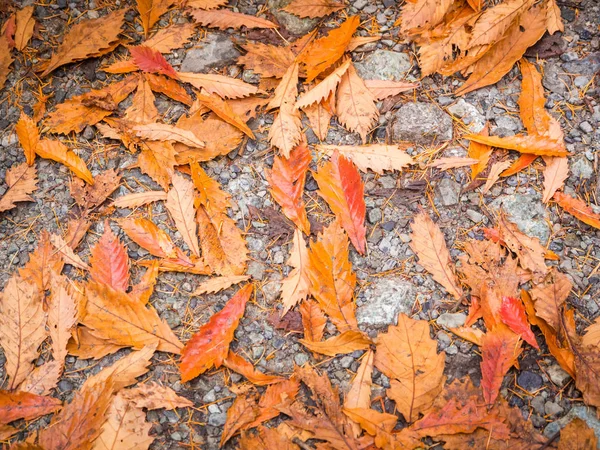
[0, 162, 37, 212]
[481, 159, 513, 193]
[89, 221, 130, 292]
[266, 143, 311, 235]
[429, 157, 480, 171]
[344, 350, 374, 438]
[223, 351, 285, 385]
[0, 276, 46, 390]
[546, 0, 564, 34]
[195, 91, 255, 138]
[317, 144, 413, 174]
[178, 72, 259, 99]
[300, 299, 327, 344]
[268, 62, 302, 157]
[124, 78, 159, 124]
[554, 191, 600, 230]
[35, 139, 94, 185]
[0, 390, 61, 426]
[542, 156, 569, 204]
[67, 327, 125, 360]
[343, 407, 421, 449]
[136, 0, 174, 37]
[130, 45, 179, 79]
[501, 153, 538, 177]
[121, 382, 193, 410]
[279, 229, 311, 316]
[19, 231, 64, 291]
[50, 233, 89, 270]
[375, 313, 445, 422]
[295, 58, 351, 110]
[145, 73, 193, 105]
[499, 296, 538, 349]
[464, 133, 568, 157]
[18, 360, 62, 396]
[237, 42, 295, 78]
[221, 392, 260, 446]
[302, 98, 332, 141]
[48, 275, 78, 365]
[189, 8, 278, 30]
[13, 5, 35, 51]
[15, 112, 38, 165]
[190, 162, 231, 213]
[283, 0, 345, 18]
[399, 0, 453, 34]
[179, 284, 253, 382]
[113, 191, 168, 208]
[118, 217, 177, 259]
[39, 9, 126, 77]
[166, 172, 200, 257]
[190, 275, 250, 296]
[70, 168, 121, 210]
[0, 35, 13, 91]
[300, 330, 372, 356]
[448, 326, 485, 347]
[467, 0, 534, 48]
[134, 123, 205, 148]
[410, 211, 463, 300]
[530, 267, 572, 333]
[364, 79, 419, 99]
[468, 124, 492, 179]
[138, 140, 177, 190]
[246, 379, 301, 429]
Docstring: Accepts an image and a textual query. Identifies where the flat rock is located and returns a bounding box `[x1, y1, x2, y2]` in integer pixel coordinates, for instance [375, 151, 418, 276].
[542, 61, 569, 96]
[547, 364, 571, 386]
[268, 0, 318, 35]
[391, 102, 453, 145]
[517, 371, 543, 391]
[562, 52, 600, 76]
[354, 50, 411, 81]
[490, 193, 550, 242]
[435, 178, 461, 207]
[436, 313, 467, 329]
[180, 33, 240, 73]
[447, 99, 485, 132]
[544, 406, 600, 441]
[357, 278, 416, 327]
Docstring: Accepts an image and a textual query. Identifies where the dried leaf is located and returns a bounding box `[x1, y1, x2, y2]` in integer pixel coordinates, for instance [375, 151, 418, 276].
[0, 35, 14, 91]
[400, 0, 453, 34]
[266, 143, 311, 235]
[464, 133, 568, 157]
[554, 191, 600, 230]
[335, 64, 378, 143]
[178, 72, 259, 99]
[50, 234, 89, 270]
[279, 229, 311, 315]
[343, 407, 421, 449]
[221, 393, 260, 446]
[19, 231, 64, 291]
[130, 45, 179, 79]
[189, 9, 277, 30]
[0, 162, 37, 212]
[429, 157, 480, 171]
[0, 276, 45, 390]
[18, 361, 62, 396]
[468, 124, 492, 179]
[364, 79, 419, 99]
[344, 350, 374, 438]
[483, 160, 512, 193]
[501, 153, 538, 177]
[247, 379, 300, 429]
[136, 0, 174, 37]
[70, 169, 121, 210]
[35, 139, 94, 185]
[143, 23, 196, 52]
[409, 211, 463, 300]
[165, 172, 200, 257]
[268, 62, 302, 157]
[121, 382, 193, 410]
[546, 0, 564, 34]
[67, 327, 125, 360]
[124, 78, 158, 124]
[542, 156, 569, 204]
[119, 217, 177, 259]
[468, 0, 534, 48]
[113, 191, 168, 208]
[295, 59, 351, 110]
[89, 222, 130, 292]
[302, 99, 332, 141]
[238, 42, 295, 78]
[300, 330, 372, 356]
[84, 345, 156, 391]
[375, 313, 445, 422]
[300, 299, 327, 344]
[40, 9, 126, 77]
[307, 221, 358, 332]
[317, 144, 413, 174]
[15, 112, 38, 166]
[48, 275, 78, 365]
[499, 296, 538, 349]
[0, 390, 61, 426]
[313, 151, 366, 253]
[145, 73, 193, 105]
[191, 275, 250, 296]
[179, 284, 252, 382]
[223, 351, 285, 385]
[135, 123, 205, 148]
[283, 0, 345, 18]
[530, 268, 572, 333]
[190, 162, 231, 213]
[138, 140, 177, 190]
[195, 91, 255, 138]
[14, 5, 35, 51]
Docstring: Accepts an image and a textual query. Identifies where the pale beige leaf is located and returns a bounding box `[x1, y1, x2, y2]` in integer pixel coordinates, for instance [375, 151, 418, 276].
[165, 172, 199, 257]
[50, 234, 89, 270]
[282, 0, 345, 18]
[124, 78, 158, 124]
[280, 229, 311, 316]
[0, 162, 37, 212]
[302, 100, 332, 141]
[178, 72, 259, 99]
[482, 160, 512, 194]
[189, 9, 277, 30]
[18, 360, 62, 396]
[347, 36, 381, 52]
[121, 382, 193, 410]
[546, 0, 564, 34]
[542, 156, 569, 204]
[191, 275, 250, 296]
[48, 275, 78, 365]
[113, 191, 168, 208]
[134, 123, 205, 148]
[428, 157, 480, 170]
[268, 62, 302, 157]
[344, 350, 374, 438]
[317, 144, 413, 174]
[364, 79, 419, 100]
[295, 59, 351, 110]
[410, 212, 463, 300]
[0, 276, 46, 390]
[400, 0, 453, 34]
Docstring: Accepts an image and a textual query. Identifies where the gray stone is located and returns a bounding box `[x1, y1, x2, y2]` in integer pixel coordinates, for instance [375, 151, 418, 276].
[357, 278, 416, 327]
[490, 193, 550, 242]
[180, 34, 240, 73]
[202, 390, 216, 403]
[436, 313, 467, 329]
[368, 208, 382, 224]
[545, 401, 564, 416]
[354, 50, 411, 81]
[447, 99, 485, 132]
[571, 156, 594, 179]
[208, 412, 227, 427]
[466, 209, 484, 223]
[574, 76, 590, 89]
[247, 261, 265, 280]
[445, 344, 458, 355]
[580, 121, 594, 133]
[294, 352, 309, 365]
[547, 364, 571, 386]
[517, 371, 543, 391]
[562, 52, 600, 76]
[435, 178, 461, 206]
[340, 356, 354, 368]
[531, 396, 546, 415]
[391, 102, 453, 145]
[268, 0, 318, 35]
[544, 406, 600, 442]
[542, 62, 569, 95]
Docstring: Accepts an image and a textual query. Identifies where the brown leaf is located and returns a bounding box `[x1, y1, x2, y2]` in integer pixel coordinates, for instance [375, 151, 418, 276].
[554, 191, 600, 230]
[307, 221, 358, 332]
[135, 123, 205, 148]
[300, 299, 327, 344]
[0, 35, 14, 91]
[279, 229, 311, 315]
[67, 327, 125, 360]
[467, 0, 534, 48]
[178, 72, 259, 99]
[399, 0, 453, 34]
[530, 267, 572, 333]
[0, 162, 37, 212]
[283, 0, 345, 18]
[343, 407, 421, 449]
[14, 5, 35, 51]
[119, 217, 177, 259]
[36, 139, 94, 184]
[138, 140, 177, 190]
[143, 22, 195, 52]
[410, 211, 463, 300]
[558, 418, 598, 450]
[81, 281, 183, 354]
[48, 275, 78, 366]
[124, 78, 158, 124]
[344, 350, 374, 438]
[0, 390, 61, 426]
[15, 112, 38, 165]
[70, 168, 121, 210]
[121, 382, 193, 410]
[375, 313, 446, 422]
[136, 0, 174, 37]
[464, 133, 568, 157]
[221, 392, 260, 446]
[180, 285, 252, 382]
[300, 330, 371, 356]
[189, 8, 277, 30]
[223, 351, 285, 386]
[238, 42, 295, 78]
[39, 9, 126, 77]
[0, 276, 45, 390]
[19, 231, 64, 291]
[318, 144, 413, 175]
[89, 222, 130, 292]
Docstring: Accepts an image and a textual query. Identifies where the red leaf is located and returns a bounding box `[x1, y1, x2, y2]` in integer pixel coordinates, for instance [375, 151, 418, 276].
[0, 390, 61, 425]
[89, 221, 130, 292]
[179, 284, 253, 382]
[130, 45, 179, 80]
[313, 150, 366, 254]
[266, 143, 311, 235]
[500, 296, 539, 349]
[480, 325, 522, 405]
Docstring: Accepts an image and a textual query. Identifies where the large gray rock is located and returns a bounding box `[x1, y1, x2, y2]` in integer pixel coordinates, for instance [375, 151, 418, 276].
[357, 278, 416, 327]
[268, 0, 318, 35]
[447, 99, 485, 133]
[180, 33, 240, 73]
[490, 193, 550, 242]
[544, 406, 600, 446]
[391, 102, 453, 145]
[435, 178, 461, 207]
[355, 50, 411, 81]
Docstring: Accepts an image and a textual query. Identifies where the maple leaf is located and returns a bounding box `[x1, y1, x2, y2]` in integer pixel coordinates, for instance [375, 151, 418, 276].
[300, 330, 372, 356]
[499, 296, 538, 349]
[307, 221, 358, 332]
[335, 64, 379, 143]
[0, 390, 61, 426]
[266, 143, 311, 235]
[375, 313, 446, 422]
[317, 144, 413, 175]
[195, 91, 255, 139]
[113, 190, 168, 208]
[364, 79, 419, 100]
[268, 62, 302, 157]
[15, 112, 38, 166]
[130, 45, 179, 79]
[313, 151, 366, 254]
[409, 211, 463, 300]
[399, 0, 453, 34]
[14, 5, 35, 51]
[237, 42, 295, 78]
[223, 351, 284, 386]
[558, 418, 598, 450]
[166, 172, 200, 257]
[299, 15, 360, 82]
[190, 275, 250, 296]
[554, 191, 600, 230]
[0, 162, 37, 213]
[279, 229, 311, 316]
[295, 58, 351, 110]
[0, 276, 46, 390]
[35, 139, 94, 185]
[179, 284, 252, 382]
[81, 281, 183, 354]
[89, 222, 130, 291]
[344, 350, 374, 438]
[136, 0, 174, 37]
[480, 324, 523, 405]
[300, 299, 327, 344]
[121, 382, 193, 410]
[39, 9, 126, 77]
[189, 9, 277, 29]
[302, 98, 332, 141]
[530, 267, 572, 333]
[283, 0, 345, 18]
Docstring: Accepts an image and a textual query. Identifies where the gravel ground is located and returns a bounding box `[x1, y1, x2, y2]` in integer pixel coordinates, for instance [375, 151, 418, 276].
[1, 0, 600, 448]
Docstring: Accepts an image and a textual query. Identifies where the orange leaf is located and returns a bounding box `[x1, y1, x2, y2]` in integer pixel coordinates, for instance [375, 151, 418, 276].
[130, 45, 179, 79]
[268, 62, 302, 157]
[530, 267, 572, 333]
[295, 58, 351, 110]
[47, 274, 78, 366]
[344, 350, 374, 438]
[89, 221, 130, 292]
[558, 418, 598, 450]
[14, 5, 35, 51]
[399, 0, 453, 34]
[36, 139, 94, 184]
[482, 160, 512, 194]
[237, 42, 295, 79]
[300, 299, 326, 344]
[313, 151, 366, 254]
[467, 0, 534, 48]
[546, 0, 564, 34]
[221, 393, 260, 446]
[409, 211, 463, 300]
[0, 162, 37, 213]
[191, 162, 231, 214]
[307, 221, 358, 332]
[178, 72, 259, 99]
[266, 143, 311, 235]
[145, 73, 193, 105]
[118, 217, 177, 259]
[0, 390, 61, 426]
[302, 98, 332, 141]
[223, 351, 284, 385]
[542, 156, 569, 204]
[179, 284, 252, 382]
[282, 0, 345, 18]
[138, 140, 177, 190]
[0, 36, 13, 91]
[195, 91, 255, 139]
[112, 190, 167, 209]
[468, 123, 492, 180]
[19, 231, 64, 291]
[246, 379, 300, 429]
[500, 153, 537, 177]
[343, 407, 421, 449]
[317, 144, 413, 174]
[136, 0, 173, 37]
[134, 123, 205, 148]
[189, 9, 277, 30]
[190, 275, 249, 296]
[124, 77, 158, 124]
[499, 296, 538, 349]
[166, 172, 200, 257]
[464, 133, 569, 157]
[480, 324, 522, 405]
[121, 381, 193, 410]
[554, 191, 600, 230]
[15, 112, 38, 166]
[364, 79, 419, 100]
[279, 229, 311, 316]
[300, 330, 372, 356]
